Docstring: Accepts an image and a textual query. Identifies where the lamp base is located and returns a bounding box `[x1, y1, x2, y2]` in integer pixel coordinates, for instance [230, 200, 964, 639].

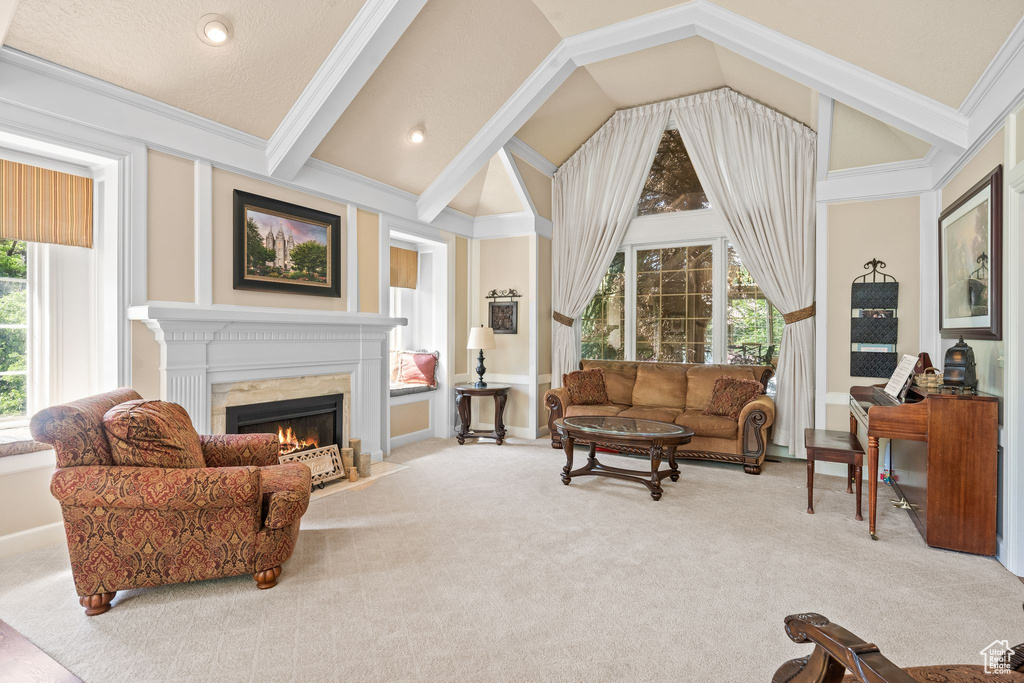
[474, 380, 488, 388]
[474, 349, 488, 388]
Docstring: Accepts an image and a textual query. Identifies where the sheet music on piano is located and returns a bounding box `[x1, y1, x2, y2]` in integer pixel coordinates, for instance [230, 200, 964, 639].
[883, 353, 917, 402]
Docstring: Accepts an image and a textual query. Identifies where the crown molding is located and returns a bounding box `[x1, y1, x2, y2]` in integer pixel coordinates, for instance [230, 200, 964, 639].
[472, 211, 551, 240]
[415, 0, 969, 222]
[0, 47, 473, 235]
[505, 136, 557, 177]
[959, 15, 1024, 117]
[266, 0, 427, 180]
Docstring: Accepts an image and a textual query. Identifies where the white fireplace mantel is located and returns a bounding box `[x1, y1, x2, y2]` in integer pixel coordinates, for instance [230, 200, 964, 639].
[128, 303, 406, 458]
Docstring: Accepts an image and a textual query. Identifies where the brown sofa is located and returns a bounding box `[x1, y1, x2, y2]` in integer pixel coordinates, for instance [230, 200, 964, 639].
[544, 359, 775, 474]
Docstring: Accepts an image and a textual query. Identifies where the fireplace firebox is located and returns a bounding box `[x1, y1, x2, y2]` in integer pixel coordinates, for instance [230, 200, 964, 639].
[225, 393, 344, 456]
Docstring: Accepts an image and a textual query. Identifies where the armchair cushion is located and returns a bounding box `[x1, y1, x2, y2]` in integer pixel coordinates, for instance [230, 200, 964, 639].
[51, 465, 261, 510]
[200, 433, 280, 468]
[103, 400, 204, 469]
[703, 377, 764, 420]
[260, 463, 312, 529]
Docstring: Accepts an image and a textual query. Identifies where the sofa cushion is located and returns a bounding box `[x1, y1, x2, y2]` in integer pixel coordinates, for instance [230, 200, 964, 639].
[685, 366, 756, 412]
[562, 369, 611, 405]
[565, 404, 627, 418]
[704, 377, 764, 420]
[103, 400, 205, 469]
[675, 410, 738, 439]
[631, 363, 688, 409]
[581, 360, 637, 406]
[618, 405, 683, 423]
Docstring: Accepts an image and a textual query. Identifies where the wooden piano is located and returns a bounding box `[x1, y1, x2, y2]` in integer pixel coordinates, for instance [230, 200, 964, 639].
[849, 383, 998, 555]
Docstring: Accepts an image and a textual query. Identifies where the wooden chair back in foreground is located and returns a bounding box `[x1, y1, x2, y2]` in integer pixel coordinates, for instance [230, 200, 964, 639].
[772, 613, 1024, 682]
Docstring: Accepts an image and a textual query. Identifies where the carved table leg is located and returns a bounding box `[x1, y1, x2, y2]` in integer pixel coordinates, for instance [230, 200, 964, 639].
[493, 391, 508, 445]
[855, 463, 863, 521]
[649, 444, 664, 501]
[587, 442, 597, 466]
[667, 445, 679, 482]
[561, 436, 575, 485]
[806, 455, 814, 514]
[455, 392, 471, 445]
[80, 591, 116, 616]
[868, 436, 879, 539]
[254, 565, 282, 590]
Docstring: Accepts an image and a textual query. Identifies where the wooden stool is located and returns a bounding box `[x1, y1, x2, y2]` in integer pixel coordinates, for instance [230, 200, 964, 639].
[804, 428, 865, 521]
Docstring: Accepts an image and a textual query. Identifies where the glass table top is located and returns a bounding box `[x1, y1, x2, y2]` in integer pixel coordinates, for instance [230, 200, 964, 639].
[561, 416, 691, 437]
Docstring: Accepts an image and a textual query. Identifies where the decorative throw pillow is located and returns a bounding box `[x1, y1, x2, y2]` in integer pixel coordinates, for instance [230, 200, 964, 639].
[703, 378, 763, 421]
[562, 369, 611, 406]
[102, 399, 205, 469]
[396, 351, 438, 387]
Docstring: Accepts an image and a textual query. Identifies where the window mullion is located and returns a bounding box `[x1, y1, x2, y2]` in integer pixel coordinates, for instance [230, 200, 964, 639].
[625, 245, 637, 361]
[712, 237, 727, 364]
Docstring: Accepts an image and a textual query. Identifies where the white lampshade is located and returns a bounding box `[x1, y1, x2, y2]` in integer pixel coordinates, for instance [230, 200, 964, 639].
[467, 326, 496, 350]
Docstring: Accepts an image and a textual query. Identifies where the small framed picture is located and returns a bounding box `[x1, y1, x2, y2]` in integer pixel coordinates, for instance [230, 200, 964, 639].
[489, 301, 518, 334]
[938, 166, 1002, 340]
[233, 190, 341, 298]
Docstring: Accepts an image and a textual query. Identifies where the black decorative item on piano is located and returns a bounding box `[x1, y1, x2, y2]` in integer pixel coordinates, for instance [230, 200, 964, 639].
[850, 259, 899, 378]
[941, 336, 978, 391]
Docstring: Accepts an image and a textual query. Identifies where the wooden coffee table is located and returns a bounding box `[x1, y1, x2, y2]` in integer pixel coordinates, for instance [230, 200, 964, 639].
[552, 416, 694, 500]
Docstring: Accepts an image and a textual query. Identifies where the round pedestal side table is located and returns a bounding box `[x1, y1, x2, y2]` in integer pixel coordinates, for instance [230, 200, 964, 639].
[454, 383, 511, 445]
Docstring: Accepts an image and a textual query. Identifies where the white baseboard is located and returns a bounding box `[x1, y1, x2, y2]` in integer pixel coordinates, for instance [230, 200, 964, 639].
[0, 521, 64, 558]
[390, 427, 434, 450]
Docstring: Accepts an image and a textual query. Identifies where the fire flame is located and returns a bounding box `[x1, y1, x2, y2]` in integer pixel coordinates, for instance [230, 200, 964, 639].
[277, 426, 318, 455]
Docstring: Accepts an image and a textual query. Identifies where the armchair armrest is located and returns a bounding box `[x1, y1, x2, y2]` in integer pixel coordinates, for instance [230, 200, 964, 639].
[738, 395, 774, 457]
[51, 465, 261, 511]
[261, 463, 312, 529]
[200, 433, 280, 468]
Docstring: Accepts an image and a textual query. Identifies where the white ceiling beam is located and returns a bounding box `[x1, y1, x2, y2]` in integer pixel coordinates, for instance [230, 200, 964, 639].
[416, 0, 970, 223]
[505, 136, 557, 177]
[0, 0, 18, 46]
[816, 94, 833, 182]
[498, 146, 537, 216]
[265, 0, 427, 180]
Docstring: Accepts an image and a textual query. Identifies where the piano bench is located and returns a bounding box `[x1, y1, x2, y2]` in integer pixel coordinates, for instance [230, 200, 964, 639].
[804, 428, 865, 521]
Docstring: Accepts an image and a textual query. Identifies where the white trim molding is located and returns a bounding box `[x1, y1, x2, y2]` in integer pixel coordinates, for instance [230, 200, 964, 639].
[265, 0, 427, 180]
[505, 136, 557, 177]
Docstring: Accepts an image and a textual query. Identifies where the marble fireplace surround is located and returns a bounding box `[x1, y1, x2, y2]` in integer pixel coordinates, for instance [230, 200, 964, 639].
[128, 303, 405, 458]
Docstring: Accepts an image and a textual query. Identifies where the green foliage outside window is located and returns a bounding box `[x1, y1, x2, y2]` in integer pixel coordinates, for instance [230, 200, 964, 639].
[580, 252, 625, 360]
[0, 239, 28, 418]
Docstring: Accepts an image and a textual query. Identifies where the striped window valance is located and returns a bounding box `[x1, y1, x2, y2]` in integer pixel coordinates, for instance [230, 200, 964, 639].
[0, 159, 93, 248]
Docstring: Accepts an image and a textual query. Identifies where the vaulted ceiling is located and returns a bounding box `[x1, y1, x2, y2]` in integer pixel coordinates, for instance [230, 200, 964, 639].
[4, 0, 1023, 217]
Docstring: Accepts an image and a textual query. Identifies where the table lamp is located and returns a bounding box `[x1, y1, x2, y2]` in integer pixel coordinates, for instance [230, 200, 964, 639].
[467, 325, 496, 388]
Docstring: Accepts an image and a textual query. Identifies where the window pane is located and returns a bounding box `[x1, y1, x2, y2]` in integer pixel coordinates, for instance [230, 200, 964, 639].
[0, 374, 27, 419]
[635, 245, 713, 363]
[580, 252, 625, 360]
[0, 328, 27, 372]
[0, 280, 26, 325]
[727, 244, 782, 366]
[0, 239, 27, 279]
[636, 129, 710, 216]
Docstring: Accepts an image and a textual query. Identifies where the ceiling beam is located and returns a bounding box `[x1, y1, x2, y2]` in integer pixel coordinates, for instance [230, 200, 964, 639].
[498, 145, 536, 215]
[506, 136, 557, 177]
[266, 0, 427, 180]
[416, 0, 970, 223]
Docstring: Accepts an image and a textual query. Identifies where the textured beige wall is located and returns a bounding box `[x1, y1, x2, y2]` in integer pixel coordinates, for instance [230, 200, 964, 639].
[830, 102, 931, 170]
[0, 467, 61, 537]
[455, 236, 469, 375]
[538, 236, 552, 376]
[390, 400, 430, 437]
[357, 209, 380, 313]
[515, 155, 553, 220]
[940, 127, 1006, 398]
[478, 236, 531, 373]
[211, 168, 348, 310]
[147, 150, 194, 302]
[131, 321, 161, 400]
[827, 197, 921, 394]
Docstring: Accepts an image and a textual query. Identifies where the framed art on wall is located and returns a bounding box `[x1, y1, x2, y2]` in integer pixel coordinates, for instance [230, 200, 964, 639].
[233, 190, 341, 297]
[938, 165, 1002, 340]
[488, 301, 518, 334]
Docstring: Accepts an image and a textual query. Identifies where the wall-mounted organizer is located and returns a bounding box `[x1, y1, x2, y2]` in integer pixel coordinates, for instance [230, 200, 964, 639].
[850, 258, 899, 378]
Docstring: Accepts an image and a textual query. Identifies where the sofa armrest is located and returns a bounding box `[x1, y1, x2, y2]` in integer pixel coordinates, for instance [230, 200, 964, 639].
[51, 465, 261, 510]
[544, 387, 572, 447]
[200, 433, 280, 468]
[738, 395, 775, 457]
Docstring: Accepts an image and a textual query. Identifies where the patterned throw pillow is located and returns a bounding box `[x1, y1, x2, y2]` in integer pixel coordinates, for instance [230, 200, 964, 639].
[703, 377, 763, 421]
[102, 400, 206, 469]
[562, 369, 611, 406]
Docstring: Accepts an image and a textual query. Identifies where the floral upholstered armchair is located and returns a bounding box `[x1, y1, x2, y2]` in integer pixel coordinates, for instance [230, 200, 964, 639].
[30, 388, 312, 616]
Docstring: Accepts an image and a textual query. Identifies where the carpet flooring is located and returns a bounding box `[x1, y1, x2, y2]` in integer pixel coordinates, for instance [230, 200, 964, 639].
[0, 438, 1020, 682]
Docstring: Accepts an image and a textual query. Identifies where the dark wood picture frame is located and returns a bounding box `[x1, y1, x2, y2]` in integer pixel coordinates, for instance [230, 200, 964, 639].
[488, 301, 518, 334]
[233, 190, 341, 298]
[938, 165, 1002, 340]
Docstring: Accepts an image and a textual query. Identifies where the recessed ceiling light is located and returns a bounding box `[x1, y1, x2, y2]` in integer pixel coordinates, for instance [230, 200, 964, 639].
[408, 127, 425, 144]
[198, 14, 233, 46]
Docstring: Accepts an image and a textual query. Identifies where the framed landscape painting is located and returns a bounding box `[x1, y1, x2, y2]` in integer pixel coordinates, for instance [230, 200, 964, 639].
[938, 165, 1002, 340]
[233, 190, 341, 298]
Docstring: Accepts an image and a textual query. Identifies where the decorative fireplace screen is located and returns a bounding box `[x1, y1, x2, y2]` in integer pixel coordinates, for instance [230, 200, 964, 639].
[225, 393, 344, 456]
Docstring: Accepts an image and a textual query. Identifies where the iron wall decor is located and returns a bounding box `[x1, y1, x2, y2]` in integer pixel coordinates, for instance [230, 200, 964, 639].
[486, 288, 521, 334]
[850, 258, 899, 378]
[938, 165, 1002, 340]
[233, 190, 341, 298]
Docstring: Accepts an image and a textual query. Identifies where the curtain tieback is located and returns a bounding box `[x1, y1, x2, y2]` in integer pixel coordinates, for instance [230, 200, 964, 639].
[782, 302, 816, 325]
[552, 311, 574, 327]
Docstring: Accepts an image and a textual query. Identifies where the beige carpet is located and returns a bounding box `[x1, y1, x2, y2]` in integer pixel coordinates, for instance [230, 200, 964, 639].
[0, 438, 1020, 682]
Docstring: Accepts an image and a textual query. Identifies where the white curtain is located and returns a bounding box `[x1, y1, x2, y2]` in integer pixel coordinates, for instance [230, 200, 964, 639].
[670, 88, 816, 453]
[551, 105, 670, 386]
